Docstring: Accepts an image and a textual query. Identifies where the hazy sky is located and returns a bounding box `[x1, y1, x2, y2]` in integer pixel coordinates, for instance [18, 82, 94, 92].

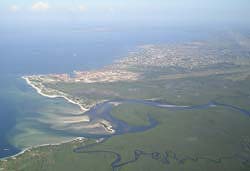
[0, 0, 250, 28]
[0, 0, 250, 75]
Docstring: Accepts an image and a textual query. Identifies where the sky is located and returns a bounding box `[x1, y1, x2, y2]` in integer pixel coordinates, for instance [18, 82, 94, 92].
[0, 0, 250, 75]
[0, 0, 250, 29]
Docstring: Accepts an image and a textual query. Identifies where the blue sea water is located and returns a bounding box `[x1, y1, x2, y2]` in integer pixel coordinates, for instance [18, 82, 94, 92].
[0, 25, 212, 75]
[0, 89, 20, 158]
[0, 25, 211, 158]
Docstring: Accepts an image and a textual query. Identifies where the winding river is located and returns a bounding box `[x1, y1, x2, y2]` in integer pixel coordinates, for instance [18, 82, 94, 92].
[73, 99, 250, 171]
[2, 98, 250, 170]
[84, 99, 250, 136]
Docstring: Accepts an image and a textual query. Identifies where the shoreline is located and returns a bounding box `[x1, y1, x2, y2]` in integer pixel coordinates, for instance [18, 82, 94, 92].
[24, 75, 114, 119]
[0, 76, 115, 161]
[22, 75, 115, 132]
[0, 75, 118, 161]
[22, 76, 89, 113]
[0, 137, 86, 161]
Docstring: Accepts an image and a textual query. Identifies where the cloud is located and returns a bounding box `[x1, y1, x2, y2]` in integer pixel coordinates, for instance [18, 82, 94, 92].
[78, 5, 87, 12]
[31, 1, 50, 11]
[108, 7, 115, 13]
[68, 4, 87, 12]
[9, 5, 20, 12]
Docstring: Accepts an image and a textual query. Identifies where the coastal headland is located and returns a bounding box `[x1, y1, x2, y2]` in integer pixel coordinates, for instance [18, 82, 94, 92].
[2, 39, 250, 171]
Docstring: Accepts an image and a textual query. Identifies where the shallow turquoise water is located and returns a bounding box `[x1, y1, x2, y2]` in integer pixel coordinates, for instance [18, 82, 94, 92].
[0, 75, 79, 158]
[0, 27, 211, 158]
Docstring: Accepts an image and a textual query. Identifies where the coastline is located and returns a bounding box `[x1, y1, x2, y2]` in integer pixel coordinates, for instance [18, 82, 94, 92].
[22, 75, 115, 132]
[22, 76, 89, 113]
[0, 137, 86, 161]
[0, 76, 115, 161]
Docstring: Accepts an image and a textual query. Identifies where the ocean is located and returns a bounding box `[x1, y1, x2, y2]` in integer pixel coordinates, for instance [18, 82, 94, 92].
[0, 25, 211, 158]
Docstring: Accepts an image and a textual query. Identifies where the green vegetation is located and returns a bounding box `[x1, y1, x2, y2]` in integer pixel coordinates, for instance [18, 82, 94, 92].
[2, 103, 250, 171]
[2, 40, 250, 171]
[0, 139, 115, 171]
[2, 66, 250, 171]
[49, 66, 250, 110]
[111, 103, 150, 126]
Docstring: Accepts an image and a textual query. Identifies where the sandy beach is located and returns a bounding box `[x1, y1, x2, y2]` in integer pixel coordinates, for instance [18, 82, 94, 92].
[0, 137, 86, 161]
[22, 76, 89, 112]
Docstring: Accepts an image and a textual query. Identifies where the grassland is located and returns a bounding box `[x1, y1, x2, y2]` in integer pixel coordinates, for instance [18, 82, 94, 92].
[2, 67, 250, 170]
[1, 102, 250, 171]
[47, 65, 250, 110]
[1, 39, 250, 170]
